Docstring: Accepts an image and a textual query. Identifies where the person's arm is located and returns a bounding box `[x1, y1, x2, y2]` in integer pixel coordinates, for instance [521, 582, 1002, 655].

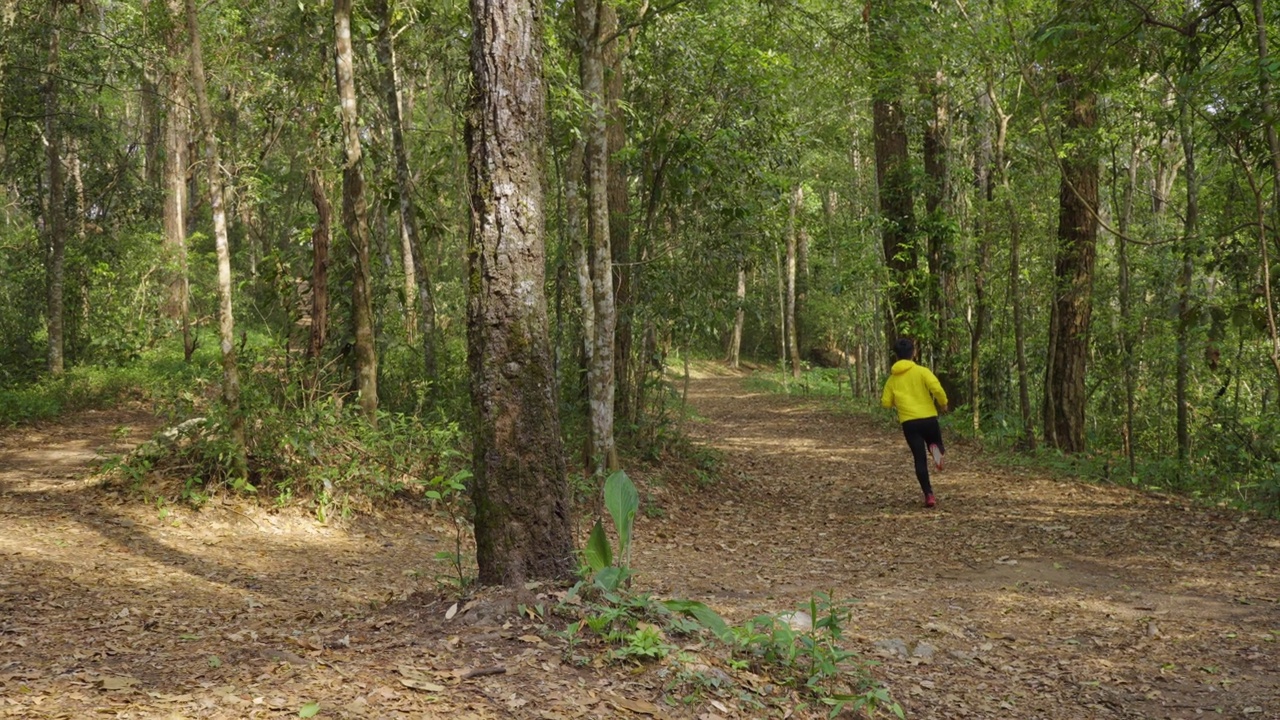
[880, 379, 894, 409]
[924, 368, 948, 411]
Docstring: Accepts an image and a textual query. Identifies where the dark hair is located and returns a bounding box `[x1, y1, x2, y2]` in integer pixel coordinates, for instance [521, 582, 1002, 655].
[893, 338, 914, 360]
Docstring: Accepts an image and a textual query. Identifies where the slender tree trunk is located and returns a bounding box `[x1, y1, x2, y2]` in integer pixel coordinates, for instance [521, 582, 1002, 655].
[162, 0, 191, 361]
[1043, 11, 1100, 453]
[986, 87, 1034, 448]
[43, 4, 66, 376]
[603, 2, 634, 428]
[970, 89, 995, 432]
[576, 0, 617, 475]
[1175, 31, 1200, 463]
[374, 0, 438, 381]
[786, 185, 802, 378]
[1119, 140, 1140, 473]
[728, 263, 745, 368]
[466, 0, 575, 585]
[775, 242, 786, 372]
[923, 71, 951, 349]
[185, 0, 246, 479]
[567, 137, 596, 470]
[334, 0, 378, 423]
[307, 167, 332, 360]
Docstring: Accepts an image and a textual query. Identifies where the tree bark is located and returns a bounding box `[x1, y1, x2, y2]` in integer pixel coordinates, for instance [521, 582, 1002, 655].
[374, 0, 438, 382]
[867, 4, 917, 345]
[874, 96, 918, 344]
[162, 0, 192, 361]
[923, 71, 951, 348]
[466, 0, 575, 585]
[728, 263, 745, 368]
[307, 167, 332, 360]
[1043, 8, 1100, 453]
[604, 2, 634, 429]
[1118, 140, 1140, 473]
[185, 0, 246, 479]
[334, 0, 379, 423]
[786, 185, 802, 378]
[567, 137, 596, 469]
[1175, 30, 1200, 463]
[575, 0, 617, 475]
[970, 88, 995, 432]
[43, 3, 66, 376]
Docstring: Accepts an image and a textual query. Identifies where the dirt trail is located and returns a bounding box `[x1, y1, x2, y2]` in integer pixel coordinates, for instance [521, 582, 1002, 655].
[0, 372, 1277, 719]
[638, 371, 1280, 718]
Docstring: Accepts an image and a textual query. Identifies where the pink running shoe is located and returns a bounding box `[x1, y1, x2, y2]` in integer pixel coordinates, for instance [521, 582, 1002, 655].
[924, 493, 936, 508]
[929, 444, 944, 471]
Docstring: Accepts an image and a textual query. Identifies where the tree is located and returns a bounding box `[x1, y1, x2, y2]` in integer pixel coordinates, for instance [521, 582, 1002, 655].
[185, 0, 247, 479]
[866, 3, 919, 344]
[466, 0, 576, 585]
[1042, 0, 1102, 453]
[161, 0, 193, 361]
[334, 0, 378, 423]
[43, 0, 67, 376]
[374, 0, 439, 384]
[575, 0, 618, 475]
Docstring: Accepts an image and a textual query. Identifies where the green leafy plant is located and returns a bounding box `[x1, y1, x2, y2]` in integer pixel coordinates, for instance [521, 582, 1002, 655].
[583, 469, 639, 592]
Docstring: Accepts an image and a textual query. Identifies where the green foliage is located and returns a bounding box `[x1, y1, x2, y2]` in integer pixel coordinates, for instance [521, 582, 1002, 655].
[102, 340, 469, 515]
[583, 470, 640, 592]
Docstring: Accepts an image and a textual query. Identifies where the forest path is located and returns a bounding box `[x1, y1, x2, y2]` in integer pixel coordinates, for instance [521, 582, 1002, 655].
[0, 371, 1277, 719]
[635, 368, 1280, 718]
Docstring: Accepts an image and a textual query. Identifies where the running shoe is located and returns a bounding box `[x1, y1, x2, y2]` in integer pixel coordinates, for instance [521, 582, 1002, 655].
[924, 493, 936, 508]
[929, 443, 944, 471]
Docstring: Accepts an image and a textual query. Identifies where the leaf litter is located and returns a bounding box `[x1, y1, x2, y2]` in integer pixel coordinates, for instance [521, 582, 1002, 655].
[1, 381, 1279, 718]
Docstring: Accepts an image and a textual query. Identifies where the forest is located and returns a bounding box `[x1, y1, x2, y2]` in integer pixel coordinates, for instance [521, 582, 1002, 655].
[2, 0, 1280, 532]
[2, 0, 1280, 717]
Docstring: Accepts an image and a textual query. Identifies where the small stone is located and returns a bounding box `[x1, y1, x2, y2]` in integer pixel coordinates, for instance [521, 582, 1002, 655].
[912, 641, 937, 661]
[873, 639, 909, 658]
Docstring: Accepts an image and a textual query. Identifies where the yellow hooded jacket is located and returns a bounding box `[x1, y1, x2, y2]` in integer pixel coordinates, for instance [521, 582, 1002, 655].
[880, 360, 948, 423]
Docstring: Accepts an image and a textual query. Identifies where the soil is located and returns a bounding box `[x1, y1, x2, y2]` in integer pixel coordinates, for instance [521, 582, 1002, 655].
[1, 368, 1277, 719]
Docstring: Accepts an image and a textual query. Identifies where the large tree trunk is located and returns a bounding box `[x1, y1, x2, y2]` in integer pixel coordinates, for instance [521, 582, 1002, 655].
[185, 0, 246, 479]
[575, 0, 617, 475]
[466, 0, 575, 586]
[43, 4, 66, 376]
[874, 97, 917, 344]
[375, 0, 438, 382]
[1043, 10, 1100, 453]
[307, 168, 332, 360]
[334, 0, 379, 423]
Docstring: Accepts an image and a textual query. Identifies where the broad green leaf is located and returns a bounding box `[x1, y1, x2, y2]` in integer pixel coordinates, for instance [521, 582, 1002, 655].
[603, 470, 638, 557]
[593, 566, 627, 592]
[298, 701, 321, 718]
[662, 599, 731, 641]
[584, 519, 612, 573]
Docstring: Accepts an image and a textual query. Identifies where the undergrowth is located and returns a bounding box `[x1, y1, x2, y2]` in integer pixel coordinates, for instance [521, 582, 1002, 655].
[531, 470, 903, 719]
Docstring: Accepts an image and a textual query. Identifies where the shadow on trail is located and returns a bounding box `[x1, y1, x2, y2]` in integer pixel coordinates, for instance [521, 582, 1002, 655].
[628, 373, 1280, 717]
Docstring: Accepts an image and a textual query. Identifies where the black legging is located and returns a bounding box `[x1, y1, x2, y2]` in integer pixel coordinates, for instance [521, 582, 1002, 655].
[901, 417, 944, 495]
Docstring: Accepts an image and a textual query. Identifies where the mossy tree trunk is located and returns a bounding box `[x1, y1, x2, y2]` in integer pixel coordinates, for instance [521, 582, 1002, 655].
[466, 0, 576, 585]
